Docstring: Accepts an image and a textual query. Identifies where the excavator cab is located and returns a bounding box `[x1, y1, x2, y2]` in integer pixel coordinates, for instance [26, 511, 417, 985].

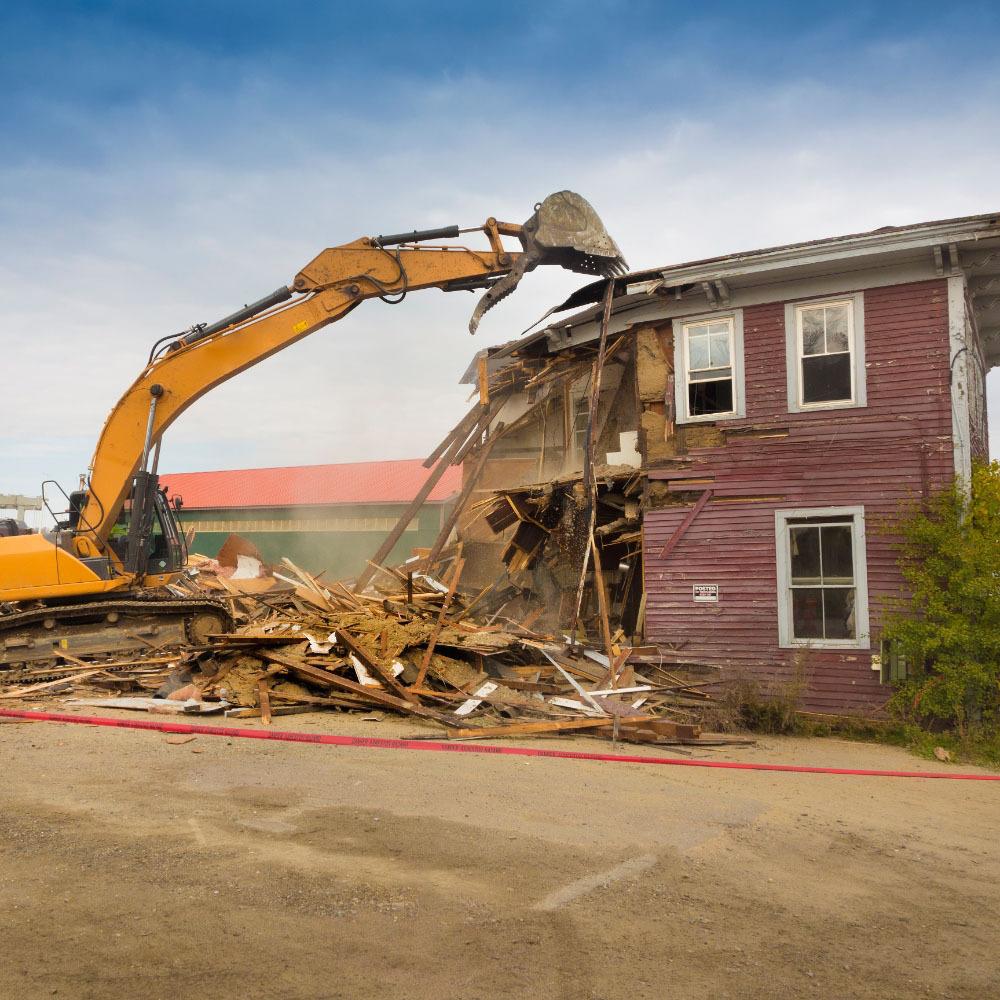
[108, 477, 187, 580]
[144, 488, 187, 578]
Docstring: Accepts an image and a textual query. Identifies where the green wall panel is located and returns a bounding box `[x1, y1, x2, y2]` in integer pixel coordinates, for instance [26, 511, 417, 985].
[176, 502, 447, 581]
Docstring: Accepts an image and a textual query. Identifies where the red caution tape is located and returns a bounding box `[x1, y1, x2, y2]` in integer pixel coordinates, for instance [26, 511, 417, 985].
[1, 707, 997, 781]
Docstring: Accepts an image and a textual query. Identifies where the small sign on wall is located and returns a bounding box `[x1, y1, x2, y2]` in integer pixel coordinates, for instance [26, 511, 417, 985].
[693, 584, 719, 603]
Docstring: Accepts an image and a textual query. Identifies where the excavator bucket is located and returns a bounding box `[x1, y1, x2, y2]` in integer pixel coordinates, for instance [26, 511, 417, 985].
[525, 190, 628, 278]
[469, 190, 626, 334]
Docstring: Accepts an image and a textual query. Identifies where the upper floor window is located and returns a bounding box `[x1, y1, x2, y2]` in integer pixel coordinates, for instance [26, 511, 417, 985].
[673, 310, 746, 423]
[785, 293, 866, 412]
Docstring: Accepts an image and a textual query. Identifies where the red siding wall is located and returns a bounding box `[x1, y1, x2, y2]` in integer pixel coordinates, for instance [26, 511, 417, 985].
[643, 279, 955, 714]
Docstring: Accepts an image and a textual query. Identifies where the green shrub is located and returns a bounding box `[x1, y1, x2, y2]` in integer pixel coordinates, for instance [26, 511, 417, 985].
[883, 461, 1000, 735]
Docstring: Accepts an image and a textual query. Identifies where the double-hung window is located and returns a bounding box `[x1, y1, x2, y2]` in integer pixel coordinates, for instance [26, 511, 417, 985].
[785, 294, 866, 411]
[775, 507, 870, 648]
[673, 311, 745, 422]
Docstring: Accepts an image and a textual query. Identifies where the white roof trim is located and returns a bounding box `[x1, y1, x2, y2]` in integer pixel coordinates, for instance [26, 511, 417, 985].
[626, 219, 1000, 292]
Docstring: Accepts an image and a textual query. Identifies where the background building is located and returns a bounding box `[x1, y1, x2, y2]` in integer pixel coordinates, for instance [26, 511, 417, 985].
[0, 494, 44, 532]
[163, 459, 460, 580]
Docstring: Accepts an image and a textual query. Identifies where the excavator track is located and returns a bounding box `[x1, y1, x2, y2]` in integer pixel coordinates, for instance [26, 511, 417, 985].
[0, 596, 233, 674]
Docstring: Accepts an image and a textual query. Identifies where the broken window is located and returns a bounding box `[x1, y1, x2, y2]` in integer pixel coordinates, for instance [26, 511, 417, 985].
[776, 509, 869, 648]
[795, 300, 854, 405]
[683, 318, 735, 417]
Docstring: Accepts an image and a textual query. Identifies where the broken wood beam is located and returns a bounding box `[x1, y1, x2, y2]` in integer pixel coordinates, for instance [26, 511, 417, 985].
[425, 431, 500, 566]
[590, 537, 615, 670]
[422, 400, 484, 469]
[412, 554, 464, 689]
[354, 416, 482, 593]
[445, 714, 652, 741]
[569, 279, 615, 642]
[334, 626, 414, 702]
[477, 352, 490, 406]
[656, 488, 714, 560]
[618, 718, 700, 740]
[262, 650, 454, 725]
[258, 679, 272, 725]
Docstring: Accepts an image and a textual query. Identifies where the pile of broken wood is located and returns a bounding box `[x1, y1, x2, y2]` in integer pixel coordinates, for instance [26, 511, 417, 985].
[0, 552, 745, 748]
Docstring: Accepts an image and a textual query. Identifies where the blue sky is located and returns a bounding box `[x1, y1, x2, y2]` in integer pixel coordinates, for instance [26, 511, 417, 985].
[2, 1, 999, 504]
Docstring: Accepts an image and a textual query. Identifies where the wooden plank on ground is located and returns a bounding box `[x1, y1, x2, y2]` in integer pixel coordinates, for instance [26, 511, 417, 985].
[617, 718, 700, 740]
[445, 714, 652, 741]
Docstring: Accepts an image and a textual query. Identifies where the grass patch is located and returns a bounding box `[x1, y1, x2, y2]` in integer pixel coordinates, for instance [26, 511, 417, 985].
[793, 714, 1000, 769]
[733, 696, 1000, 769]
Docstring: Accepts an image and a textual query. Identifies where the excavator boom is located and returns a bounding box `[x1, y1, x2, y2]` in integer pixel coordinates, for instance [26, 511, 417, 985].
[0, 191, 623, 665]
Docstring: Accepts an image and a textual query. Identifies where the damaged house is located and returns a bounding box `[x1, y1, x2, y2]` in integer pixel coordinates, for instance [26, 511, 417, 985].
[441, 213, 997, 714]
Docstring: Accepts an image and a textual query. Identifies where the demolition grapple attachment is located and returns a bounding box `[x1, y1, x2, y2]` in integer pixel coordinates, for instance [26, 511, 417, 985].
[468, 190, 626, 334]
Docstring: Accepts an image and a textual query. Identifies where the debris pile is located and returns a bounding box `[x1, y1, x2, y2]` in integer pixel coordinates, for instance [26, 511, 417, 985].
[0, 551, 744, 748]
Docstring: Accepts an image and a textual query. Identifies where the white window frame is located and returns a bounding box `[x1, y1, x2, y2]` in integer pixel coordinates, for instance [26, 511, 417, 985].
[672, 309, 746, 424]
[775, 505, 871, 650]
[784, 293, 866, 412]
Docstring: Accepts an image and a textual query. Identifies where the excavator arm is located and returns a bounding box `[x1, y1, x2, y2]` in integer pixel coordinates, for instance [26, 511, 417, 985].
[75, 234, 517, 557]
[72, 191, 624, 568]
[0, 191, 623, 614]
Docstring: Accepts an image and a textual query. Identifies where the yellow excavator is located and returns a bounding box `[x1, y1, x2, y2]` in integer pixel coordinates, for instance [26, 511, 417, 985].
[0, 192, 625, 668]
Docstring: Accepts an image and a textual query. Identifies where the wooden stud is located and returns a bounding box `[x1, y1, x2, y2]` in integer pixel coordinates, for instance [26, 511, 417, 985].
[477, 353, 490, 406]
[258, 679, 272, 725]
[590, 537, 615, 673]
[412, 554, 465, 690]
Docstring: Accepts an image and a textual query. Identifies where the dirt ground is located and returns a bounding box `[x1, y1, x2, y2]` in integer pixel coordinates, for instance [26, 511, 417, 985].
[1, 708, 998, 1000]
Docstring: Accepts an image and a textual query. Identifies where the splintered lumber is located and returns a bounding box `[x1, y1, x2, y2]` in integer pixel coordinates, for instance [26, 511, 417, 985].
[445, 715, 652, 741]
[355, 411, 487, 593]
[552, 664, 606, 716]
[6, 528, 733, 751]
[425, 431, 500, 566]
[590, 538, 615, 669]
[258, 679, 272, 725]
[422, 400, 484, 469]
[261, 650, 455, 725]
[334, 626, 414, 702]
[568, 280, 615, 645]
[412, 555, 465, 689]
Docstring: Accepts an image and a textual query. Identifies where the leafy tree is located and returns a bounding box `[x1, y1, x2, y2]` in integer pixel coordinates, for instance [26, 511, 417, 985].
[885, 461, 1000, 734]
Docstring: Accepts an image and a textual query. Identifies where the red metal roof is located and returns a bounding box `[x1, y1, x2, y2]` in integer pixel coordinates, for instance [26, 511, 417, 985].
[162, 459, 462, 510]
